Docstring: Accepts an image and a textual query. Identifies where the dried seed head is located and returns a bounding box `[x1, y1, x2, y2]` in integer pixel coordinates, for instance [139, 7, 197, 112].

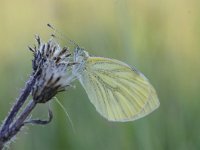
[31, 36, 76, 103]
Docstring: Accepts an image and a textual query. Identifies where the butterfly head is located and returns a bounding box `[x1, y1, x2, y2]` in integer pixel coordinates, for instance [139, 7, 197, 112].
[74, 46, 89, 63]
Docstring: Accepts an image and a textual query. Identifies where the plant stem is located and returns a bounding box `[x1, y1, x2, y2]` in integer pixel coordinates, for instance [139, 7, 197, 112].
[0, 141, 3, 150]
[7, 100, 36, 142]
[0, 73, 38, 149]
[0, 100, 36, 149]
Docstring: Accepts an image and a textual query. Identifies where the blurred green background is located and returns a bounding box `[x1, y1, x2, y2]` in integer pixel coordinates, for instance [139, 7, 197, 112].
[0, 0, 200, 149]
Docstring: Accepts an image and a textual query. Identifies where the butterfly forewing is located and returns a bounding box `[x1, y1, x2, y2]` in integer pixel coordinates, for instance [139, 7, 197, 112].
[74, 54, 159, 122]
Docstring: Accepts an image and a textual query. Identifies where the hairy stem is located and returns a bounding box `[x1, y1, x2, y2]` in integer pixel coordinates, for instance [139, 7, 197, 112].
[0, 73, 36, 133]
[0, 100, 36, 149]
[0, 73, 38, 149]
[6, 100, 36, 142]
[0, 141, 3, 150]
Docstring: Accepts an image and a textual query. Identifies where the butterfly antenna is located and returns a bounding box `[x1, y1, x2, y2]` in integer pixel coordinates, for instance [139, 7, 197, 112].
[54, 97, 76, 133]
[47, 24, 79, 48]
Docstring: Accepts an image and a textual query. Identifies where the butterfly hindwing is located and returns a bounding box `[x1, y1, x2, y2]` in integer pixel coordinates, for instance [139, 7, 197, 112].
[73, 55, 159, 122]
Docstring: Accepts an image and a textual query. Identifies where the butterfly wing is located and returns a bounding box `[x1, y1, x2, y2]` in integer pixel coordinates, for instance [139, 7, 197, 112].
[74, 55, 159, 122]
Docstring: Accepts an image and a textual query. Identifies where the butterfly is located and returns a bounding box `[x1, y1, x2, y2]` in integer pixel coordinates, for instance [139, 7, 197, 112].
[46, 24, 158, 121]
[72, 47, 160, 122]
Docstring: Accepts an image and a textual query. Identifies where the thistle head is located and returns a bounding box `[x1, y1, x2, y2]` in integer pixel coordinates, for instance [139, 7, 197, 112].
[29, 36, 76, 103]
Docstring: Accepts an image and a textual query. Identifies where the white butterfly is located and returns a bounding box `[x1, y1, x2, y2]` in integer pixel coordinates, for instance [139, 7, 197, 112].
[72, 47, 159, 122]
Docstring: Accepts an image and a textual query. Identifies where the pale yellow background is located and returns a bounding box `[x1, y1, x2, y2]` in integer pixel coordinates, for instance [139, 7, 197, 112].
[0, 0, 199, 149]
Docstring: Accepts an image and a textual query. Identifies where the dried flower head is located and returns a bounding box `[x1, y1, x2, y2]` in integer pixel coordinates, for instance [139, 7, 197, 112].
[29, 36, 76, 103]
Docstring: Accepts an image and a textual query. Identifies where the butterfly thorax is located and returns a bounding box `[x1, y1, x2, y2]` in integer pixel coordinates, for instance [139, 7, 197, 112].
[72, 47, 89, 78]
